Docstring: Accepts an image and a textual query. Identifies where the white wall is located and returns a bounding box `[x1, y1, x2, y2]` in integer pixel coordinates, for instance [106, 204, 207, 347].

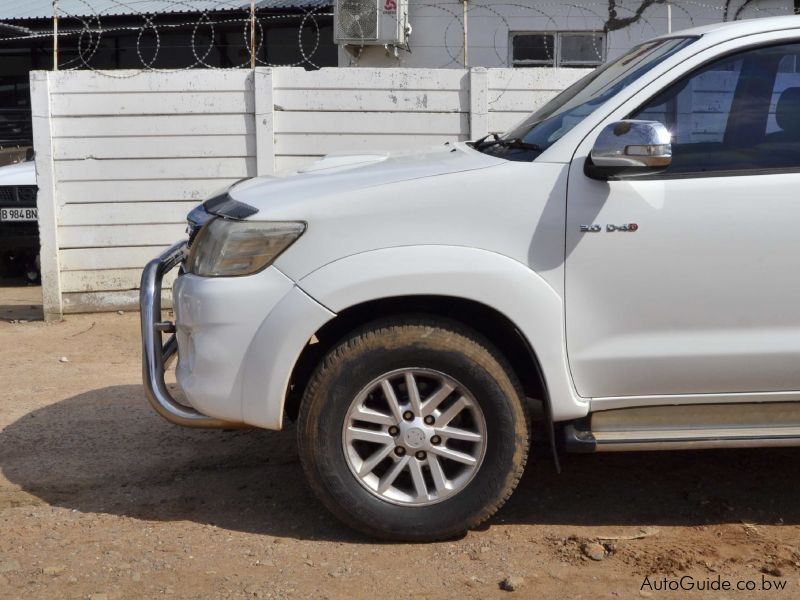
[341, 0, 795, 68]
[31, 70, 256, 317]
[272, 68, 472, 173]
[31, 66, 587, 318]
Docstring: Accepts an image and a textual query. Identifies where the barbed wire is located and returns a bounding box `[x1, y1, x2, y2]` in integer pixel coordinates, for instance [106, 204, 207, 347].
[0, 0, 793, 75]
[382, 0, 792, 69]
[0, 0, 333, 73]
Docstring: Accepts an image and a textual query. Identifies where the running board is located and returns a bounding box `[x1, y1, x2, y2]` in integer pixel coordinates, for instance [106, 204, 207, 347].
[563, 401, 800, 452]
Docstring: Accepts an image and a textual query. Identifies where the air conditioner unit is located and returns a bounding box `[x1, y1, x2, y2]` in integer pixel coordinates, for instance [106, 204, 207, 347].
[334, 0, 408, 46]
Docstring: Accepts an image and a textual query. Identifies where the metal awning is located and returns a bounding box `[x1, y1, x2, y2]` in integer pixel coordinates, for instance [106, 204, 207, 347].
[0, 0, 331, 21]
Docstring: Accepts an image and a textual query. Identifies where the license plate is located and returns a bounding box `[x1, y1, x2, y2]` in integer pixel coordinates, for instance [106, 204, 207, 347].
[0, 207, 37, 222]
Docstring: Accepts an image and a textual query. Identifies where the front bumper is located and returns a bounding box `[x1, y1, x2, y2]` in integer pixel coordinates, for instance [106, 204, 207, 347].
[0, 223, 39, 252]
[171, 262, 297, 424]
[139, 240, 242, 428]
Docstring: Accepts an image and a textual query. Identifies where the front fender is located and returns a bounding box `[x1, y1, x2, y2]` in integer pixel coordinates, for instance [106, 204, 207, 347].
[298, 245, 588, 421]
[240, 284, 335, 428]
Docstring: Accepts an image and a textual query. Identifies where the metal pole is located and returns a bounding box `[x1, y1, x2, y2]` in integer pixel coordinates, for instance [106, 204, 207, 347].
[53, 0, 59, 70]
[462, 0, 468, 67]
[667, 2, 672, 34]
[250, 0, 257, 69]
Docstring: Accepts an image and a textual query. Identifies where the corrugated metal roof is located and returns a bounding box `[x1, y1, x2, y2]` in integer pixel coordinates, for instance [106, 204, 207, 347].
[0, 0, 331, 21]
[255, 0, 331, 8]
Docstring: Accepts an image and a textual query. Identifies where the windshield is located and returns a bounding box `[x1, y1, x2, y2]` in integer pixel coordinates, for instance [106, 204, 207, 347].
[477, 36, 696, 161]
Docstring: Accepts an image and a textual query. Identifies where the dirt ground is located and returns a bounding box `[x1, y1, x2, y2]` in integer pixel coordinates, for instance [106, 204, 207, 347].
[1, 284, 799, 599]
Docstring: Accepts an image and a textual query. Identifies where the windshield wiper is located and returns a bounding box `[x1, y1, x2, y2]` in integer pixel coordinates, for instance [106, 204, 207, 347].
[492, 138, 544, 152]
[472, 134, 543, 153]
[469, 132, 501, 149]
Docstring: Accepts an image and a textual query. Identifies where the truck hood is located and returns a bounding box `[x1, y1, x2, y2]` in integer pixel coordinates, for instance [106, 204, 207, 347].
[228, 143, 505, 211]
[0, 161, 36, 186]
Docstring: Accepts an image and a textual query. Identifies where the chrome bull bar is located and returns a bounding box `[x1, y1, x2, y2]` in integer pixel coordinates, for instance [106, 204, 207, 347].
[139, 240, 241, 428]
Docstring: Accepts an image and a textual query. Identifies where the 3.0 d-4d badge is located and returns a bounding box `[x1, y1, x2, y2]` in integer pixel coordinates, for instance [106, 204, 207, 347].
[579, 223, 639, 232]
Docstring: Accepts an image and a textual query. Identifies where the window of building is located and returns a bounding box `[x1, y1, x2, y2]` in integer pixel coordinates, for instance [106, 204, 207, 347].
[510, 32, 605, 68]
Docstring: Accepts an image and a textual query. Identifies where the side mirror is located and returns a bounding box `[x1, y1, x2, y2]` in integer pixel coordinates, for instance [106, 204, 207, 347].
[585, 120, 672, 180]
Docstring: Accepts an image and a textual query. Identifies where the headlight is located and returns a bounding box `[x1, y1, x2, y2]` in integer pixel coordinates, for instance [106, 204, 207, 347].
[186, 219, 305, 277]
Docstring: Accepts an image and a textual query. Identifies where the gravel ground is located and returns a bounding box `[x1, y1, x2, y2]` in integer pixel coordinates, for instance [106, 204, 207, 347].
[1, 284, 799, 599]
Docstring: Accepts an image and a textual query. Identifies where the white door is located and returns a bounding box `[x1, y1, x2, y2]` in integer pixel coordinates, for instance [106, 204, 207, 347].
[565, 40, 800, 400]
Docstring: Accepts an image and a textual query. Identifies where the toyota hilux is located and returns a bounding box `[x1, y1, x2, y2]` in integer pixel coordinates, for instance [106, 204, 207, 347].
[141, 16, 800, 541]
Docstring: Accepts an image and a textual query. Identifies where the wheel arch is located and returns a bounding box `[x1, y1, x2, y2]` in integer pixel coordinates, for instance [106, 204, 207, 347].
[283, 294, 548, 423]
[279, 244, 587, 425]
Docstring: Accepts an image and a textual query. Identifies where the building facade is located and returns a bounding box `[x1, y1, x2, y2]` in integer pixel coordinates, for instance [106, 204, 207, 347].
[339, 0, 798, 68]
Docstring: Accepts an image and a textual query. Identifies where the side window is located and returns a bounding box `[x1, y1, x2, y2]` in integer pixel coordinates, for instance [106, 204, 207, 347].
[631, 42, 800, 175]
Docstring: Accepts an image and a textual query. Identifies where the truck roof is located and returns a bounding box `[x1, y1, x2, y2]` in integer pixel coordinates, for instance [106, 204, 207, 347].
[664, 15, 800, 42]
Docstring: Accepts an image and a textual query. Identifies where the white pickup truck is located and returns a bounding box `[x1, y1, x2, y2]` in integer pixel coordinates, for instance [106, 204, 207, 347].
[141, 16, 800, 541]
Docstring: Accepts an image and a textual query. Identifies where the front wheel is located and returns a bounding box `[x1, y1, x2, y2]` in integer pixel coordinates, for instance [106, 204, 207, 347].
[297, 317, 530, 541]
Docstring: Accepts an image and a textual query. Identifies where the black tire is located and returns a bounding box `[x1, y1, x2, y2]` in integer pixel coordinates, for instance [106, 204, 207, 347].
[297, 317, 530, 541]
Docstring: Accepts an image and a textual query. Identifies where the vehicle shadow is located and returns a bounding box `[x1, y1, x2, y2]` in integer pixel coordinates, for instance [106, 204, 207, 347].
[0, 280, 43, 321]
[2, 384, 798, 543]
[0, 303, 43, 322]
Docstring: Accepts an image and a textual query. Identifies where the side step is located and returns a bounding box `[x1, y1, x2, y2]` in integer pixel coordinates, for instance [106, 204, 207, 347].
[564, 401, 800, 452]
